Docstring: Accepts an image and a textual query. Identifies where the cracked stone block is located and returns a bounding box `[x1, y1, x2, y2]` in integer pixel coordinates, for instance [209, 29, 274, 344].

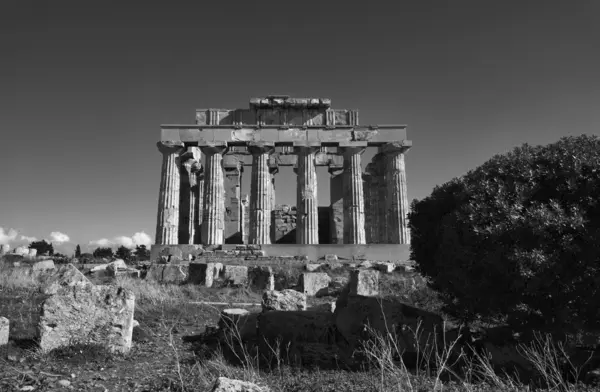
[349, 269, 379, 296]
[224, 265, 248, 286]
[188, 262, 223, 287]
[305, 263, 323, 272]
[38, 285, 135, 354]
[40, 263, 93, 295]
[146, 264, 188, 284]
[262, 289, 307, 312]
[249, 266, 274, 291]
[31, 260, 56, 273]
[0, 316, 8, 346]
[299, 273, 331, 296]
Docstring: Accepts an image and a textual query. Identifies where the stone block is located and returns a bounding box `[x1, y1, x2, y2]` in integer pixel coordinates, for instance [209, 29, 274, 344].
[299, 272, 331, 296]
[106, 259, 128, 276]
[0, 244, 10, 255]
[38, 285, 135, 354]
[262, 289, 307, 312]
[223, 265, 248, 286]
[15, 246, 29, 256]
[249, 266, 274, 291]
[0, 316, 8, 346]
[334, 295, 443, 357]
[324, 254, 338, 262]
[146, 264, 188, 284]
[349, 269, 379, 296]
[28, 248, 37, 257]
[374, 262, 395, 273]
[188, 262, 223, 287]
[211, 377, 268, 392]
[305, 263, 323, 272]
[40, 263, 93, 295]
[31, 259, 56, 272]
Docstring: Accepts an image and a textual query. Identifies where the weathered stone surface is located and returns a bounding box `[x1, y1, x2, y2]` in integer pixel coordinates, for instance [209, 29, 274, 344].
[40, 263, 92, 295]
[28, 248, 37, 257]
[146, 264, 188, 283]
[262, 290, 307, 312]
[0, 244, 10, 255]
[31, 259, 56, 272]
[358, 260, 373, 269]
[224, 265, 248, 286]
[15, 246, 29, 256]
[0, 316, 8, 346]
[38, 285, 135, 354]
[299, 272, 331, 296]
[106, 259, 128, 275]
[249, 266, 274, 291]
[324, 254, 338, 262]
[188, 262, 223, 287]
[349, 269, 379, 296]
[305, 263, 323, 272]
[249, 144, 275, 244]
[374, 262, 395, 273]
[211, 377, 270, 392]
[335, 295, 443, 357]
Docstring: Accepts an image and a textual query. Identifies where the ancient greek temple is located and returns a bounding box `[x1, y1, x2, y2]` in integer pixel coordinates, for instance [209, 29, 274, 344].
[154, 96, 411, 251]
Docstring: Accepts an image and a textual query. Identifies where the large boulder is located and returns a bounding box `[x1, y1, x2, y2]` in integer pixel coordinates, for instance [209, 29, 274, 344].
[262, 290, 307, 312]
[0, 316, 8, 345]
[40, 263, 92, 295]
[106, 259, 127, 275]
[334, 294, 444, 359]
[37, 285, 135, 354]
[211, 377, 269, 392]
[31, 259, 56, 273]
[14, 246, 29, 256]
[298, 272, 331, 296]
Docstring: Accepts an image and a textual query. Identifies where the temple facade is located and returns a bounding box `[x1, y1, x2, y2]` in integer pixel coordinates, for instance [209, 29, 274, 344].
[154, 96, 411, 246]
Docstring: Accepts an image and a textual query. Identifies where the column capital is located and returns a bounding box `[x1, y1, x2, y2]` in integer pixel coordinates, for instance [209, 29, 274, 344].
[381, 140, 412, 155]
[157, 141, 185, 154]
[200, 144, 227, 155]
[181, 146, 201, 162]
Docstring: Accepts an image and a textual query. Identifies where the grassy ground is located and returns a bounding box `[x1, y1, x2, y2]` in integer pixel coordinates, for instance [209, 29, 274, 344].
[0, 262, 598, 391]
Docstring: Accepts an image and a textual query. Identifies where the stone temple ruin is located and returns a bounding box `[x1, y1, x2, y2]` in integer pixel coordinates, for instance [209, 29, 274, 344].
[152, 96, 412, 262]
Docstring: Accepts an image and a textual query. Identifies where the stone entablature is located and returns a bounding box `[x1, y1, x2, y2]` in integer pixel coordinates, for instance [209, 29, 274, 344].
[154, 96, 411, 246]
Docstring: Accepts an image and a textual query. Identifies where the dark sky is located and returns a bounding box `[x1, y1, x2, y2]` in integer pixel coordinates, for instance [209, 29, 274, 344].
[1, 0, 599, 252]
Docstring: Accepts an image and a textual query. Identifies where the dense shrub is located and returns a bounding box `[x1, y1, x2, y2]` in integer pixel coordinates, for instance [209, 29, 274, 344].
[409, 135, 600, 331]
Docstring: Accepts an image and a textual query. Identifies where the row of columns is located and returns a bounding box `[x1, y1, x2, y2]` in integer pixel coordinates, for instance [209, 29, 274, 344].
[155, 141, 410, 245]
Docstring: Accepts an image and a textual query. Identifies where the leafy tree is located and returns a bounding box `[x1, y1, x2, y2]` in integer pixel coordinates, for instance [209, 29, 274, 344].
[115, 245, 132, 262]
[93, 247, 114, 259]
[409, 135, 600, 333]
[75, 244, 81, 258]
[134, 245, 150, 261]
[29, 240, 53, 256]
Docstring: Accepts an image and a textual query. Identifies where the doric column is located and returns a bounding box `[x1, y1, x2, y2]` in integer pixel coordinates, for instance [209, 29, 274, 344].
[249, 143, 275, 244]
[195, 165, 204, 244]
[362, 170, 375, 243]
[329, 164, 344, 244]
[382, 141, 412, 244]
[341, 146, 366, 244]
[200, 144, 227, 245]
[179, 147, 202, 244]
[268, 163, 279, 243]
[372, 152, 387, 243]
[155, 141, 185, 245]
[295, 146, 320, 244]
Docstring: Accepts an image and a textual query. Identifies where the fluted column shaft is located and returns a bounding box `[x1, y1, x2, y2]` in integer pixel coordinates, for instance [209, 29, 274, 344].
[155, 141, 185, 245]
[201, 145, 227, 245]
[342, 147, 366, 244]
[249, 144, 275, 244]
[372, 152, 387, 243]
[382, 142, 411, 244]
[295, 146, 319, 244]
[179, 147, 203, 244]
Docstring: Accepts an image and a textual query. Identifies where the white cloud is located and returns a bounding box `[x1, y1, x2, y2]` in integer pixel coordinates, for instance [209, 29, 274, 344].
[50, 231, 70, 243]
[0, 227, 18, 244]
[20, 235, 37, 242]
[89, 231, 152, 249]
